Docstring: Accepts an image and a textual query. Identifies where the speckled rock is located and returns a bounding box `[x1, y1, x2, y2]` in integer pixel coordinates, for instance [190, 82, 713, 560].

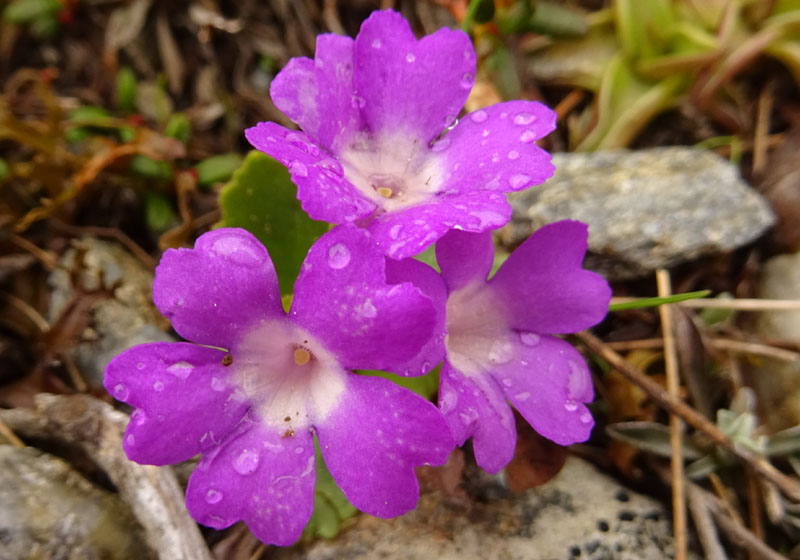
[47, 237, 172, 388]
[0, 445, 152, 560]
[277, 457, 698, 560]
[749, 251, 800, 431]
[503, 148, 775, 280]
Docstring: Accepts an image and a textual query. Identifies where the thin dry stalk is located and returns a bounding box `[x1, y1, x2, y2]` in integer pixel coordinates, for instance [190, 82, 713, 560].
[576, 330, 800, 502]
[709, 338, 800, 362]
[656, 269, 687, 560]
[0, 416, 25, 447]
[746, 470, 764, 560]
[686, 482, 728, 560]
[752, 81, 774, 176]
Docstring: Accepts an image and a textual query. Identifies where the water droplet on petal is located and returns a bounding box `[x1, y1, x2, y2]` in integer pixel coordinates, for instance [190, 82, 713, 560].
[439, 389, 457, 414]
[205, 489, 223, 504]
[233, 448, 260, 475]
[430, 136, 451, 152]
[125, 434, 135, 446]
[153, 381, 164, 392]
[371, 39, 381, 49]
[509, 173, 531, 189]
[316, 158, 343, 178]
[167, 361, 193, 380]
[211, 377, 226, 392]
[444, 114, 457, 128]
[580, 412, 593, 424]
[519, 332, 541, 347]
[564, 399, 579, 412]
[520, 129, 536, 143]
[405, 52, 416, 63]
[295, 447, 304, 454]
[288, 161, 308, 177]
[567, 360, 590, 399]
[211, 236, 261, 266]
[470, 110, 488, 123]
[460, 72, 474, 89]
[362, 300, 377, 318]
[514, 391, 531, 401]
[502, 378, 513, 387]
[113, 383, 129, 400]
[513, 112, 536, 125]
[131, 409, 146, 426]
[491, 152, 500, 163]
[328, 243, 350, 269]
[488, 340, 514, 364]
[507, 150, 520, 160]
[389, 224, 402, 239]
[136, 362, 146, 370]
[459, 407, 479, 425]
[350, 95, 366, 109]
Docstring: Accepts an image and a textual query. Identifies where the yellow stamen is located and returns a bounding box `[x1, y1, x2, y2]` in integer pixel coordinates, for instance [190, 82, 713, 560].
[377, 187, 393, 198]
[293, 348, 311, 365]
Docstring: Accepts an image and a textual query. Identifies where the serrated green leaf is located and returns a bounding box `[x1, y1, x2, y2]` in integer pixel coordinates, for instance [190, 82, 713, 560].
[303, 438, 357, 541]
[217, 151, 329, 295]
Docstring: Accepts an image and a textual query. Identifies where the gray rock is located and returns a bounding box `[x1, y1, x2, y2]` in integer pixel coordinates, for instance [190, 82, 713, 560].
[278, 457, 698, 560]
[0, 445, 152, 560]
[48, 237, 172, 388]
[749, 251, 800, 431]
[503, 148, 775, 280]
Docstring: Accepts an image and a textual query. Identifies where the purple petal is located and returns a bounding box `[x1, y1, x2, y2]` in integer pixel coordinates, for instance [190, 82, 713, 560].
[316, 374, 453, 517]
[491, 335, 594, 445]
[353, 10, 475, 145]
[490, 220, 611, 334]
[437, 101, 556, 194]
[368, 191, 512, 259]
[439, 361, 516, 473]
[153, 228, 283, 348]
[384, 257, 447, 376]
[186, 421, 316, 546]
[435, 230, 494, 292]
[270, 34, 364, 153]
[245, 122, 376, 223]
[104, 342, 249, 466]
[291, 225, 436, 373]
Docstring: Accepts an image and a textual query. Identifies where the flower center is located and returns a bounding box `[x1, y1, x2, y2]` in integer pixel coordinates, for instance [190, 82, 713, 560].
[339, 131, 445, 212]
[445, 282, 513, 376]
[232, 319, 346, 429]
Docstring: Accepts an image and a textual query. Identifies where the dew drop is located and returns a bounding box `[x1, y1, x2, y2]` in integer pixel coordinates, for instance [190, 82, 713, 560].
[113, 383, 129, 400]
[519, 332, 541, 347]
[459, 407, 479, 425]
[295, 447, 304, 454]
[153, 380, 165, 392]
[327, 243, 350, 269]
[567, 360, 590, 399]
[136, 362, 146, 370]
[507, 150, 520, 160]
[288, 161, 308, 177]
[439, 389, 458, 414]
[430, 136, 451, 152]
[405, 52, 416, 63]
[167, 361, 193, 380]
[350, 95, 366, 109]
[362, 300, 377, 318]
[514, 391, 531, 401]
[205, 489, 223, 504]
[131, 409, 146, 426]
[460, 72, 474, 89]
[444, 114, 457, 128]
[125, 434, 135, 446]
[580, 412, 593, 424]
[564, 400, 579, 412]
[211, 236, 261, 266]
[371, 38, 382, 49]
[520, 129, 536, 143]
[389, 224, 402, 239]
[509, 173, 531, 189]
[233, 448, 260, 475]
[316, 158, 343, 177]
[502, 378, 513, 388]
[488, 340, 514, 364]
[491, 152, 500, 163]
[470, 110, 488, 123]
[513, 112, 536, 125]
[211, 377, 226, 392]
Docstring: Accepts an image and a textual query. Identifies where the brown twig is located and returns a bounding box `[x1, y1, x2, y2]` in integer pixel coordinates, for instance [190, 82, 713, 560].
[709, 338, 800, 363]
[9, 233, 58, 270]
[752, 81, 774, 177]
[686, 482, 727, 560]
[746, 470, 764, 560]
[576, 330, 800, 502]
[656, 269, 688, 560]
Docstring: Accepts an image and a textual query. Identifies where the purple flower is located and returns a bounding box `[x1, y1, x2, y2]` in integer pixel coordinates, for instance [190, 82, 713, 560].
[104, 225, 453, 545]
[245, 10, 556, 259]
[387, 221, 611, 473]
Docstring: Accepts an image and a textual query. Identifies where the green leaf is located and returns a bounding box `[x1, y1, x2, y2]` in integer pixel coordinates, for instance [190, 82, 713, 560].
[765, 426, 800, 456]
[358, 364, 441, 400]
[614, 0, 674, 60]
[413, 244, 439, 272]
[144, 190, 175, 233]
[527, 2, 589, 38]
[3, 0, 60, 24]
[195, 153, 243, 188]
[217, 151, 329, 295]
[116, 67, 138, 114]
[130, 155, 173, 181]
[164, 112, 192, 144]
[608, 290, 710, 312]
[303, 438, 357, 541]
[606, 421, 705, 459]
[0, 157, 9, 182]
